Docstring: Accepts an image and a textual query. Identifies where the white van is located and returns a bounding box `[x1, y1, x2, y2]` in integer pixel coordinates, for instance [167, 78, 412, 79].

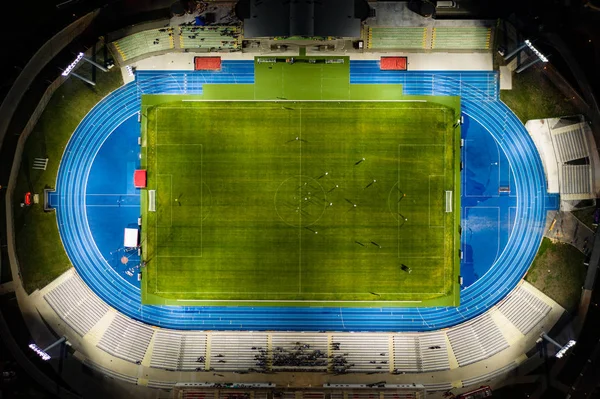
[436, 1, 457, 8]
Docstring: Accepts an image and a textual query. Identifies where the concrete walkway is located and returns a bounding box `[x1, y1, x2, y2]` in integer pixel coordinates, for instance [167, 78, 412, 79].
[545, 210, 594, 253]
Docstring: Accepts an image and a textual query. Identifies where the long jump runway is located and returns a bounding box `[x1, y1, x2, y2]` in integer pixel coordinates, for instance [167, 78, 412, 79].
[53, 61, 555, 331]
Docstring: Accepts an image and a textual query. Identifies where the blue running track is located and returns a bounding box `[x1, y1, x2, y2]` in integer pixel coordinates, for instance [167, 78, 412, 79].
[54, 61, 552, 331]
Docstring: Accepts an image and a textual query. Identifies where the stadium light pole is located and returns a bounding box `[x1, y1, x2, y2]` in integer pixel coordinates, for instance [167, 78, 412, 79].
[541, 333, 576, 359]
[29, 336, 67, 361]
[515, 39, 549, 74]
[503, 41, 529, 61]
[81, 56, 109, 72]
[61, 52, 98, 86]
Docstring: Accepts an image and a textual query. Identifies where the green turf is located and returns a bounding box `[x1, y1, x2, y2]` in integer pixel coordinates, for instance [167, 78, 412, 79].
[525, 237, 586, 311]
[140, 100, 460, 307]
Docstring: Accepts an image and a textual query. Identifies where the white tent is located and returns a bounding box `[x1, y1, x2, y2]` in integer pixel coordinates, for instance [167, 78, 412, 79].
[124, 228, 139, 248]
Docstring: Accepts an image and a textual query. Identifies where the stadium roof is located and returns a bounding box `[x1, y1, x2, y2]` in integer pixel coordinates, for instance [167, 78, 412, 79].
[240, 0, 364, 38]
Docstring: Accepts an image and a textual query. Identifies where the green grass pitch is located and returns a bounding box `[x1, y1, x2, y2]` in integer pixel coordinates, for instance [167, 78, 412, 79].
[140, 100, 461, 307]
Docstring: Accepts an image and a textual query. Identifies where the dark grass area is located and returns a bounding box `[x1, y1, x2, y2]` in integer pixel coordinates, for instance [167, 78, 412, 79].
[141, 99, 460, 307]
[13, 52, 123, 294]
[525, 237, 586, 312]
[571, 207, 597, 231]
[500, 66, 579, 123]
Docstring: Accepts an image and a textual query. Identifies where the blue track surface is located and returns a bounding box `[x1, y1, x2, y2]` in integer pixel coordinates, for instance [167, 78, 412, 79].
[54, 61, 554, 331]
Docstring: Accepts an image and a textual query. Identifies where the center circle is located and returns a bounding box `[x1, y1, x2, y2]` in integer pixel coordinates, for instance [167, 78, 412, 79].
[275, 176, 327, 227]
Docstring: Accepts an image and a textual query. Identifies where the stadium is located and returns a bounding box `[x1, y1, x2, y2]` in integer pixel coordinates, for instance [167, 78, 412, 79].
[0, 0, 599, 398]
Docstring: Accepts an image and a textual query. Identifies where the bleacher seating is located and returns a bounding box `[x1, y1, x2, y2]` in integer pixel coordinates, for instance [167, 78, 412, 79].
[209, 333, 268, 371]
[332, 334, 389, 373]
[150, 331, 184, 370]
[461, 361, 517, 387]
[130, 329, 209, 371]
[416, 332, 450, 372]
[271, 333, 328, 371]
[97, 313, 154, 363]
[393, 335, 420, 372]
[368, 27, 427, 49]
[44, 273, 109, 336]
[552, 123, 589, 163]
[180, 26, 240, 51]
[561, 165, 591, 194]
[497, 285, 552, 335]
[447, 314, 508, 367]
[432, 27, 491, 50]
[393, 332, 449, 372]
[180, 333, 208, 371]
[112, 28, 175, 61]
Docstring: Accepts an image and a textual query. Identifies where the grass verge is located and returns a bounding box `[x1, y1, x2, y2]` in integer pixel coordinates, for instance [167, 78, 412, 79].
[525, 237, 586, 311]
[13, 52, 123, 293]
[501, 66, 579, 123]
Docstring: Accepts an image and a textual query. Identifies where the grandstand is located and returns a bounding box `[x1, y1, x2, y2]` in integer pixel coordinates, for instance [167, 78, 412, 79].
[432, 27, 492, 50]
[35, 269, 564, 384]
[179, 26, 240, 50]
[365, 26, 492, 51]
[112, 28, 175, 62]
[527, 115, 598, 200]
[367, 27, 427, 50]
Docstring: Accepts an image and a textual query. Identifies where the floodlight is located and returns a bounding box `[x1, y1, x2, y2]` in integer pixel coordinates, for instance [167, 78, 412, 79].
[28, 343, 51, 361]
[555, 339, 576, 358]
[524, 40, 549, 62]
[28, 336, 67, 360]
[62, 52, 85, 76]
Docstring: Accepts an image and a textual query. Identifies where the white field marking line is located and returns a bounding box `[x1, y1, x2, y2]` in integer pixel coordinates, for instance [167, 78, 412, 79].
[201, 143, 203, 258]
[151, 105, 451, 294]
[396, 141, 450, 292]
[444, 111, 448, 293]
[156, 290, 439, 295]
[180, 99, 428, 103]
[155, 143, 204, 146]
[173, 299, 424, 303]
[159, 106, 444, 111]
[155, 108, 159, 294]
[156, 255, 203, 258]
[299, 108, 302, 294]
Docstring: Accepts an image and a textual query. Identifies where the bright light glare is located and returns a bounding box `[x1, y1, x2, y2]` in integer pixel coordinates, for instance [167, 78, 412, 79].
[524, 40, 549, 62]
[62, 52, 85, 76]
[28, 343, 51, 361]
[555, 340, 576, 358]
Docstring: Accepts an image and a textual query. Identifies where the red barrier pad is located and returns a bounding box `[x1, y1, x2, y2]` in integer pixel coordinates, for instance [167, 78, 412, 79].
[380, 57, 407, 71]
[134, 170, 147, 188]
[194, 57, 222, 71]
